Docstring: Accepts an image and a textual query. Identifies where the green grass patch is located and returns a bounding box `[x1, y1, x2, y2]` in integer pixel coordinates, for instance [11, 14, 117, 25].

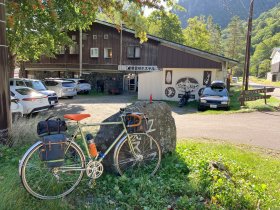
[250, 76, 280, 87]
[0, 140, 279, 209]
[79, 90, 107, 97]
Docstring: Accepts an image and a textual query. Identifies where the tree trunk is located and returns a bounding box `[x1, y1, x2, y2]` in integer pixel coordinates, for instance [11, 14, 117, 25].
[8, 49, 16, 78]
[19, 61, 27, 78]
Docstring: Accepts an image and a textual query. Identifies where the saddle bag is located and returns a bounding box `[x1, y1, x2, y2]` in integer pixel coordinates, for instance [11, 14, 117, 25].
[37, 118, 67, 137]
[39, 134, 67, 168]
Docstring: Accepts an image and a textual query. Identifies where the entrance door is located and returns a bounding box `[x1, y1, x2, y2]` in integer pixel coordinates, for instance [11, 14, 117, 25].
[272, 74, 277, 82]
[123, 74, 138, 92]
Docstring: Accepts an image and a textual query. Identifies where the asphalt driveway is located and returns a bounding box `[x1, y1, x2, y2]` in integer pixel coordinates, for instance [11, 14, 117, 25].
[56, 94, 280, 151]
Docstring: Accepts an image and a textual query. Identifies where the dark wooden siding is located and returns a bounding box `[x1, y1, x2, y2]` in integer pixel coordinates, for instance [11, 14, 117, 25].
[157, 45, 222, 69]
[28, 22, 224, 70]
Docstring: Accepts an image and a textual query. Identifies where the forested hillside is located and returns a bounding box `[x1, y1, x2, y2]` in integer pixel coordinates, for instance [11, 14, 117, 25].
[175, 0, 279, 28]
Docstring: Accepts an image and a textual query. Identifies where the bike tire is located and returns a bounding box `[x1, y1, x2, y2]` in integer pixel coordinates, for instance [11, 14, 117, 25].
[114, 133, 161, 177]
[20, 141, 85, 200]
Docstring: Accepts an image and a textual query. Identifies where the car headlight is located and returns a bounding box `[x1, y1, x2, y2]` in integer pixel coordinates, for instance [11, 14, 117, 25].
[221, 101, 228, 105]
[200, 99, 207, 103]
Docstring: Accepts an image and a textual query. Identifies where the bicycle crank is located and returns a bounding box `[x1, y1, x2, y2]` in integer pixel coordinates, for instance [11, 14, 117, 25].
[86, 160, 104, 179]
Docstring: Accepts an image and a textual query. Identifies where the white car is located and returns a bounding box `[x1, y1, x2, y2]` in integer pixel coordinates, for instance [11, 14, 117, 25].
[44, 79, 77, 98]
[65, 79, 91, 94]
[10, 96, 24, 121]
[10, 78, 58, 106]
[10, 86, 50, 115]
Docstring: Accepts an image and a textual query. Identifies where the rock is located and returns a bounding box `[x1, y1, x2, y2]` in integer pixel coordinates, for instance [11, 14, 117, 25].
[95, 101, 177, 171]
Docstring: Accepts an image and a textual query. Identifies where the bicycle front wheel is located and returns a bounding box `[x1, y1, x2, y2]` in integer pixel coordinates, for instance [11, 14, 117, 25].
[114, 133, 161, 177]
[20, 141, 85, 200]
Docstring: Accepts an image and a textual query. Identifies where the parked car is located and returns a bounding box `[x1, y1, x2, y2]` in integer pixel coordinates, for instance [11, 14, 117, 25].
[10, 86, 50, 115]
[44, 79, 77, 98]
[198, 86, 230, 111]
[65, 78, 91, 94]
[232, 77, 238, 83]
[10, 78, 58, 106]
[10, 96, 24, 121]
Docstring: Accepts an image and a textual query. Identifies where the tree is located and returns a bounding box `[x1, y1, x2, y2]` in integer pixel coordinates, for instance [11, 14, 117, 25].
[6, 0, 172, 76]
[183, 16, 211, 51]
[207, 16, 222, 55]
[147, 11, 185, 44]
[222, 16, 246, 76]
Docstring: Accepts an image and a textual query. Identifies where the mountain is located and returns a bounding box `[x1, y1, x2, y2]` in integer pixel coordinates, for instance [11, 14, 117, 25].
[175, 0, 279, 28]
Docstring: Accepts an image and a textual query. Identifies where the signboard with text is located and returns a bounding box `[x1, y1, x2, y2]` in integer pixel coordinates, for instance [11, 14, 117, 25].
[239, 87, 275, 105]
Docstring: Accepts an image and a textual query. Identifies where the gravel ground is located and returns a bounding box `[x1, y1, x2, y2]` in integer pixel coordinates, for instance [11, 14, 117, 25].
[54, 94, 280, 150]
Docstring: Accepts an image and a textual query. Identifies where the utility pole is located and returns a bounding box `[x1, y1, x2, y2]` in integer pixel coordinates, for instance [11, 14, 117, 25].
[79, 28, 82, 77]
[243, 0, 255, 90]
[0, 0, 11, 144]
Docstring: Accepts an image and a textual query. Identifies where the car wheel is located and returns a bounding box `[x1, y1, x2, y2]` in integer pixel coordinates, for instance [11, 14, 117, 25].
[68, 96, 74, 99]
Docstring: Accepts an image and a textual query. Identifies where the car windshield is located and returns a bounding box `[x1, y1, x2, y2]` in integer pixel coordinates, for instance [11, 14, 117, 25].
[78, 80, 88, 84]
[202, 88, 228, 97]
[15, 88, 39, 96]
[25, 81, 47, 91]
[62, 82, 75, 87]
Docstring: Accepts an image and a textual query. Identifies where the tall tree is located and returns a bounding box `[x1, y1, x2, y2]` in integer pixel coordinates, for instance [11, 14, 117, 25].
[222, 16, 246, 76]
[183, 16, 211, 51]
[207, 16, 222, 55]
[6, 0, 172, 77]
[147, 11, 185, 44]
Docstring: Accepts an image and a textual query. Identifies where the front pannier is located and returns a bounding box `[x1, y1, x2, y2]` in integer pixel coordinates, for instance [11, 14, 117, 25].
[125, 113, 148, 134]
[39, 134, 67, 168]
[37, 118, 67, 137]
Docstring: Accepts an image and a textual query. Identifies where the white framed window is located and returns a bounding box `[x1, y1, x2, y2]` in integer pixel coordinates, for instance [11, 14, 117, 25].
[58, 46, 65, 54]
[69, 42, 79, 54]
[90, 48, 99, 58]
[104, 48, 112, 58]
[93, 35, 97, 40]
[127, 46, 141, 58]
[104, 34, 109, 39]
[82, 34, 87, 40]
[71, 35, 76, 41]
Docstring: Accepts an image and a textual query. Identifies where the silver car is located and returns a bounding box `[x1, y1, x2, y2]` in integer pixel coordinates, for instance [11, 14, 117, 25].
[44, 79, 77, 99]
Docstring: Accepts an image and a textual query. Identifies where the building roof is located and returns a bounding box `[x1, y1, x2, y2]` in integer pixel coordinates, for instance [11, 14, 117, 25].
[270, 48, 280, 59]
[95, 19, 239, 66]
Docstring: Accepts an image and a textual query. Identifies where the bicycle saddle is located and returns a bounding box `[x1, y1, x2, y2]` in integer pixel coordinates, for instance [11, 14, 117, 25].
[64, 114, 91, 121]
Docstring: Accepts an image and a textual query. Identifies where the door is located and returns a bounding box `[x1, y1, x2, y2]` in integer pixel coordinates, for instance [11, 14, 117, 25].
[123, 74, 138, 92]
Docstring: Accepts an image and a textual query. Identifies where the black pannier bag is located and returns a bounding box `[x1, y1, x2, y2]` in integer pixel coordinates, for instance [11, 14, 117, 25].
[37, 118, 67, 137]
[125, 113, 148, 134]
[39, 134, 67, 168]
[37, 117, 68, 167]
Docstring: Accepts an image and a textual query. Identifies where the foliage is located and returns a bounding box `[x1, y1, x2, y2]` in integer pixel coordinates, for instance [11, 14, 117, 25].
[6, 0, 174, 72]
[147, 10, 185, 44]
[222, 16, 246, 77]
[207, 16, 222, 55]
[1, 140, 280, 209]
[183, 16, 211, 51]
[250, 2, 280, 77]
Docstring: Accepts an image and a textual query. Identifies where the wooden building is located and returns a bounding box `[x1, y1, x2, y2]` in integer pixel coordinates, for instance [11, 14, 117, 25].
[25, 20, 238, 94]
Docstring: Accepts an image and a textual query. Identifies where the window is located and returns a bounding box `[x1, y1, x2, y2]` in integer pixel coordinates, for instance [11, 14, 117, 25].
[69, 42, 79, 54]
[10, 81, 13, 86]
[58, 46, 65, 54]
[93, 35, 97, 40]
[127, 46, 141, 58]
[44, 81, 58, 86]
[10, 91, 15, 97]
[62, 82, 75, 88]
[71, 35, 76, 40]
[90, 48, 99, 58]
[16, 80, 25, 86]
[104, 34, 108, 39]
[82, 34, 87, 40]
[15, 88, 37, 96]
[104, 48, 112, 58]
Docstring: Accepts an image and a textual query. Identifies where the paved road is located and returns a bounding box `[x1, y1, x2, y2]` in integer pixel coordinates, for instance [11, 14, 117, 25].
[57, 95, 280, 151]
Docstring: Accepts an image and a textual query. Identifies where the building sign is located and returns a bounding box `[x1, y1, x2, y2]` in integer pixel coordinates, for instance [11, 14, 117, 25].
[165, 87, 176, 98]
[175, 77, 199, 93]
[118, 65, 159, 72]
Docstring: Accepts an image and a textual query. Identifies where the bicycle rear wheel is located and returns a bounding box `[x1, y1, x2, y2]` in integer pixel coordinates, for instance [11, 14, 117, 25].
[20, 141, 85, 199]
[114, 133, 161, 177]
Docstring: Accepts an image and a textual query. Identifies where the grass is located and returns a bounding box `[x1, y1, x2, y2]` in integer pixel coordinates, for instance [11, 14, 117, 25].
[0, 139, 279, 209]
[250, 76, 280, 87]
[79, 90, 107, 97]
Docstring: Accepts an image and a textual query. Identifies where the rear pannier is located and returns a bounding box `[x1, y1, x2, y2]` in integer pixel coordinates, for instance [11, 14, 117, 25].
[37, 117, 68, 168]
